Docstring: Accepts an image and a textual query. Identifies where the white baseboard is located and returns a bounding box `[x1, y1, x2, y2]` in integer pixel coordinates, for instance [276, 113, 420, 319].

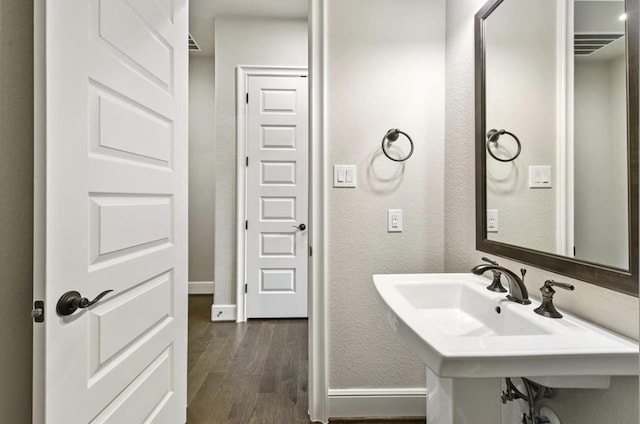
[211, 304, 237, 322]
[328, 388, 426, 418]
[189, 281, 214, 295]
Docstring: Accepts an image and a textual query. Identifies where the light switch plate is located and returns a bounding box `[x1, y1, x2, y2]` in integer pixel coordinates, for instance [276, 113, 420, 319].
[487, 209, 498, 232]
[334, 165, 357, 188]
[529, 165, 552, 188]
[388, 209, 403, 232]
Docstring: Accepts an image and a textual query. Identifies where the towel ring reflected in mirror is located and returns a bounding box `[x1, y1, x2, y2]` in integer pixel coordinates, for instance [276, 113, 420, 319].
[486, 128, 521, 162]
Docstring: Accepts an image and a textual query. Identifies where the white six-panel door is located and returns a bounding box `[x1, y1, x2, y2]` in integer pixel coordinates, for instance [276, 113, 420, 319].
[245, 74, 309, 318]
[36, 0, 188, 422]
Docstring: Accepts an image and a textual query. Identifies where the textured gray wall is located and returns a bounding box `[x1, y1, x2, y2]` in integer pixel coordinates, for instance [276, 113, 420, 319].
[189, 56, 216, 282]
[0, 0, 34, 422]
[326, 0, 446, 389]
[445, 0, 639, 422]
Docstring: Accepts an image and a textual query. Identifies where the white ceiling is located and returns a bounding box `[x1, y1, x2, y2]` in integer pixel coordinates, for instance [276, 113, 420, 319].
[189, 0, 308, 56]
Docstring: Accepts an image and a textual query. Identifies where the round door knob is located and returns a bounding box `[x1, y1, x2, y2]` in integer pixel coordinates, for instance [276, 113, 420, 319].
[292, 223, 306, 231]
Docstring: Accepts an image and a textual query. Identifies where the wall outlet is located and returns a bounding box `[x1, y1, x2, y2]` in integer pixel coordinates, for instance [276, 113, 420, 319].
[487, 209, 498, 233]
[387, 209, 403, 232]
[333, 164, 357, 188]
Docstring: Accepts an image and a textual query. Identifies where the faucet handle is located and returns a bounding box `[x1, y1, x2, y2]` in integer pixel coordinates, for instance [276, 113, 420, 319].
[481, 256, 499, 265]
[534, 280, 575, 319]
[544, 279, 575, 291]
[520, 268, 527, 281]
[478, 257, 507, 293]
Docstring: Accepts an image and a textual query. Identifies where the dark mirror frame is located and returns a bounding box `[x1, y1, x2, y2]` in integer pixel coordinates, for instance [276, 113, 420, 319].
[475, 0, 639, 296]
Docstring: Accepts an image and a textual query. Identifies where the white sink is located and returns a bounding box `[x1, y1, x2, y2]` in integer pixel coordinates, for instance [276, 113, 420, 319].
[374, 273, 639, 382]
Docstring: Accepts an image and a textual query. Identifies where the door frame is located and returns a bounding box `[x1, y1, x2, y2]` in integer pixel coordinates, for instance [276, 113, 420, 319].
[308, 1, 329, 420]
[556, 0, 574, 257]
[33, 1, 46, 421]
[235, 65, 309, 323]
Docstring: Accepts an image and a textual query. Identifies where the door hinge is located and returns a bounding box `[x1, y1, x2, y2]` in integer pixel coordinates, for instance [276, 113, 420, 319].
[246, 93, 249, 103]
[246, 156, 249, 167]
[245, 220, 248, 230]
[31, 300, 44, 323]
[244, 283, 248, 294]
[309, 246, 313, 257]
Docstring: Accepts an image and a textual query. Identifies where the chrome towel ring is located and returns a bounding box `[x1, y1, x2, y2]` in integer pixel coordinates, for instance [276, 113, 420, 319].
[382, 128, 414, 162]
[486, 129, 521, 162]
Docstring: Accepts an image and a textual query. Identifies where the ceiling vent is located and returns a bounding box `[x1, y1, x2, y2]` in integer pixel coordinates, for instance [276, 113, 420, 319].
[188, 33, 201, 52]
[574, 33, 623, 56]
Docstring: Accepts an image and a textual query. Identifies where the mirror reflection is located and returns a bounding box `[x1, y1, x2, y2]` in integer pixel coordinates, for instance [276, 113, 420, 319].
[484, 0, 630, 270]
[574, 0, 628, 269]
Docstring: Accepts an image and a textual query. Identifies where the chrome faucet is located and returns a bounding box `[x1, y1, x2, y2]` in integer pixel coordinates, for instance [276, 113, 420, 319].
[471, 260, 531, 305]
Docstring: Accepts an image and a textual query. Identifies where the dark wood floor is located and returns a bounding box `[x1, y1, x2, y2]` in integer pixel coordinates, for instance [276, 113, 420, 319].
[187, 295, 425, 424]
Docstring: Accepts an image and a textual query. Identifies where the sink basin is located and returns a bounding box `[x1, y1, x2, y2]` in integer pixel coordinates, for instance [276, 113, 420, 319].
[374, 273, 639, 381]
[397, 280, 548, 338]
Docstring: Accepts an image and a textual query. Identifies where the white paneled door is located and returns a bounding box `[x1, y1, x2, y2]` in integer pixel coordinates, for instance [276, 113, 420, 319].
[35, 0, 188, 423]
[245, 73, 309, 318]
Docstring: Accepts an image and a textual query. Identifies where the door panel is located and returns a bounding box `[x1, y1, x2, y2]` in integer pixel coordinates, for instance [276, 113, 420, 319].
[261, 197, 296, 220]
[94, 0, 174, 90]
[39, 0, 187, 422]
[89, 195, 172, 261]
[261, 126, 297, 148]
[90, 347, 173, 424]
[90, 87, 173, 166]
[88, 272, 172, 369]
[260, 269, 296, 292]
[246, 74, 308, 318]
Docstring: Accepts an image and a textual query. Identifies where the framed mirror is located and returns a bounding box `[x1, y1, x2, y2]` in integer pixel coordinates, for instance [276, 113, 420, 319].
[475, 0, 639, 296]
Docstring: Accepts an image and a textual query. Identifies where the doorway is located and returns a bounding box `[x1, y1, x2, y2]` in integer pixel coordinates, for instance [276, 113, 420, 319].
[185, 1, 326, 422]
[237, 66, 309, 320]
